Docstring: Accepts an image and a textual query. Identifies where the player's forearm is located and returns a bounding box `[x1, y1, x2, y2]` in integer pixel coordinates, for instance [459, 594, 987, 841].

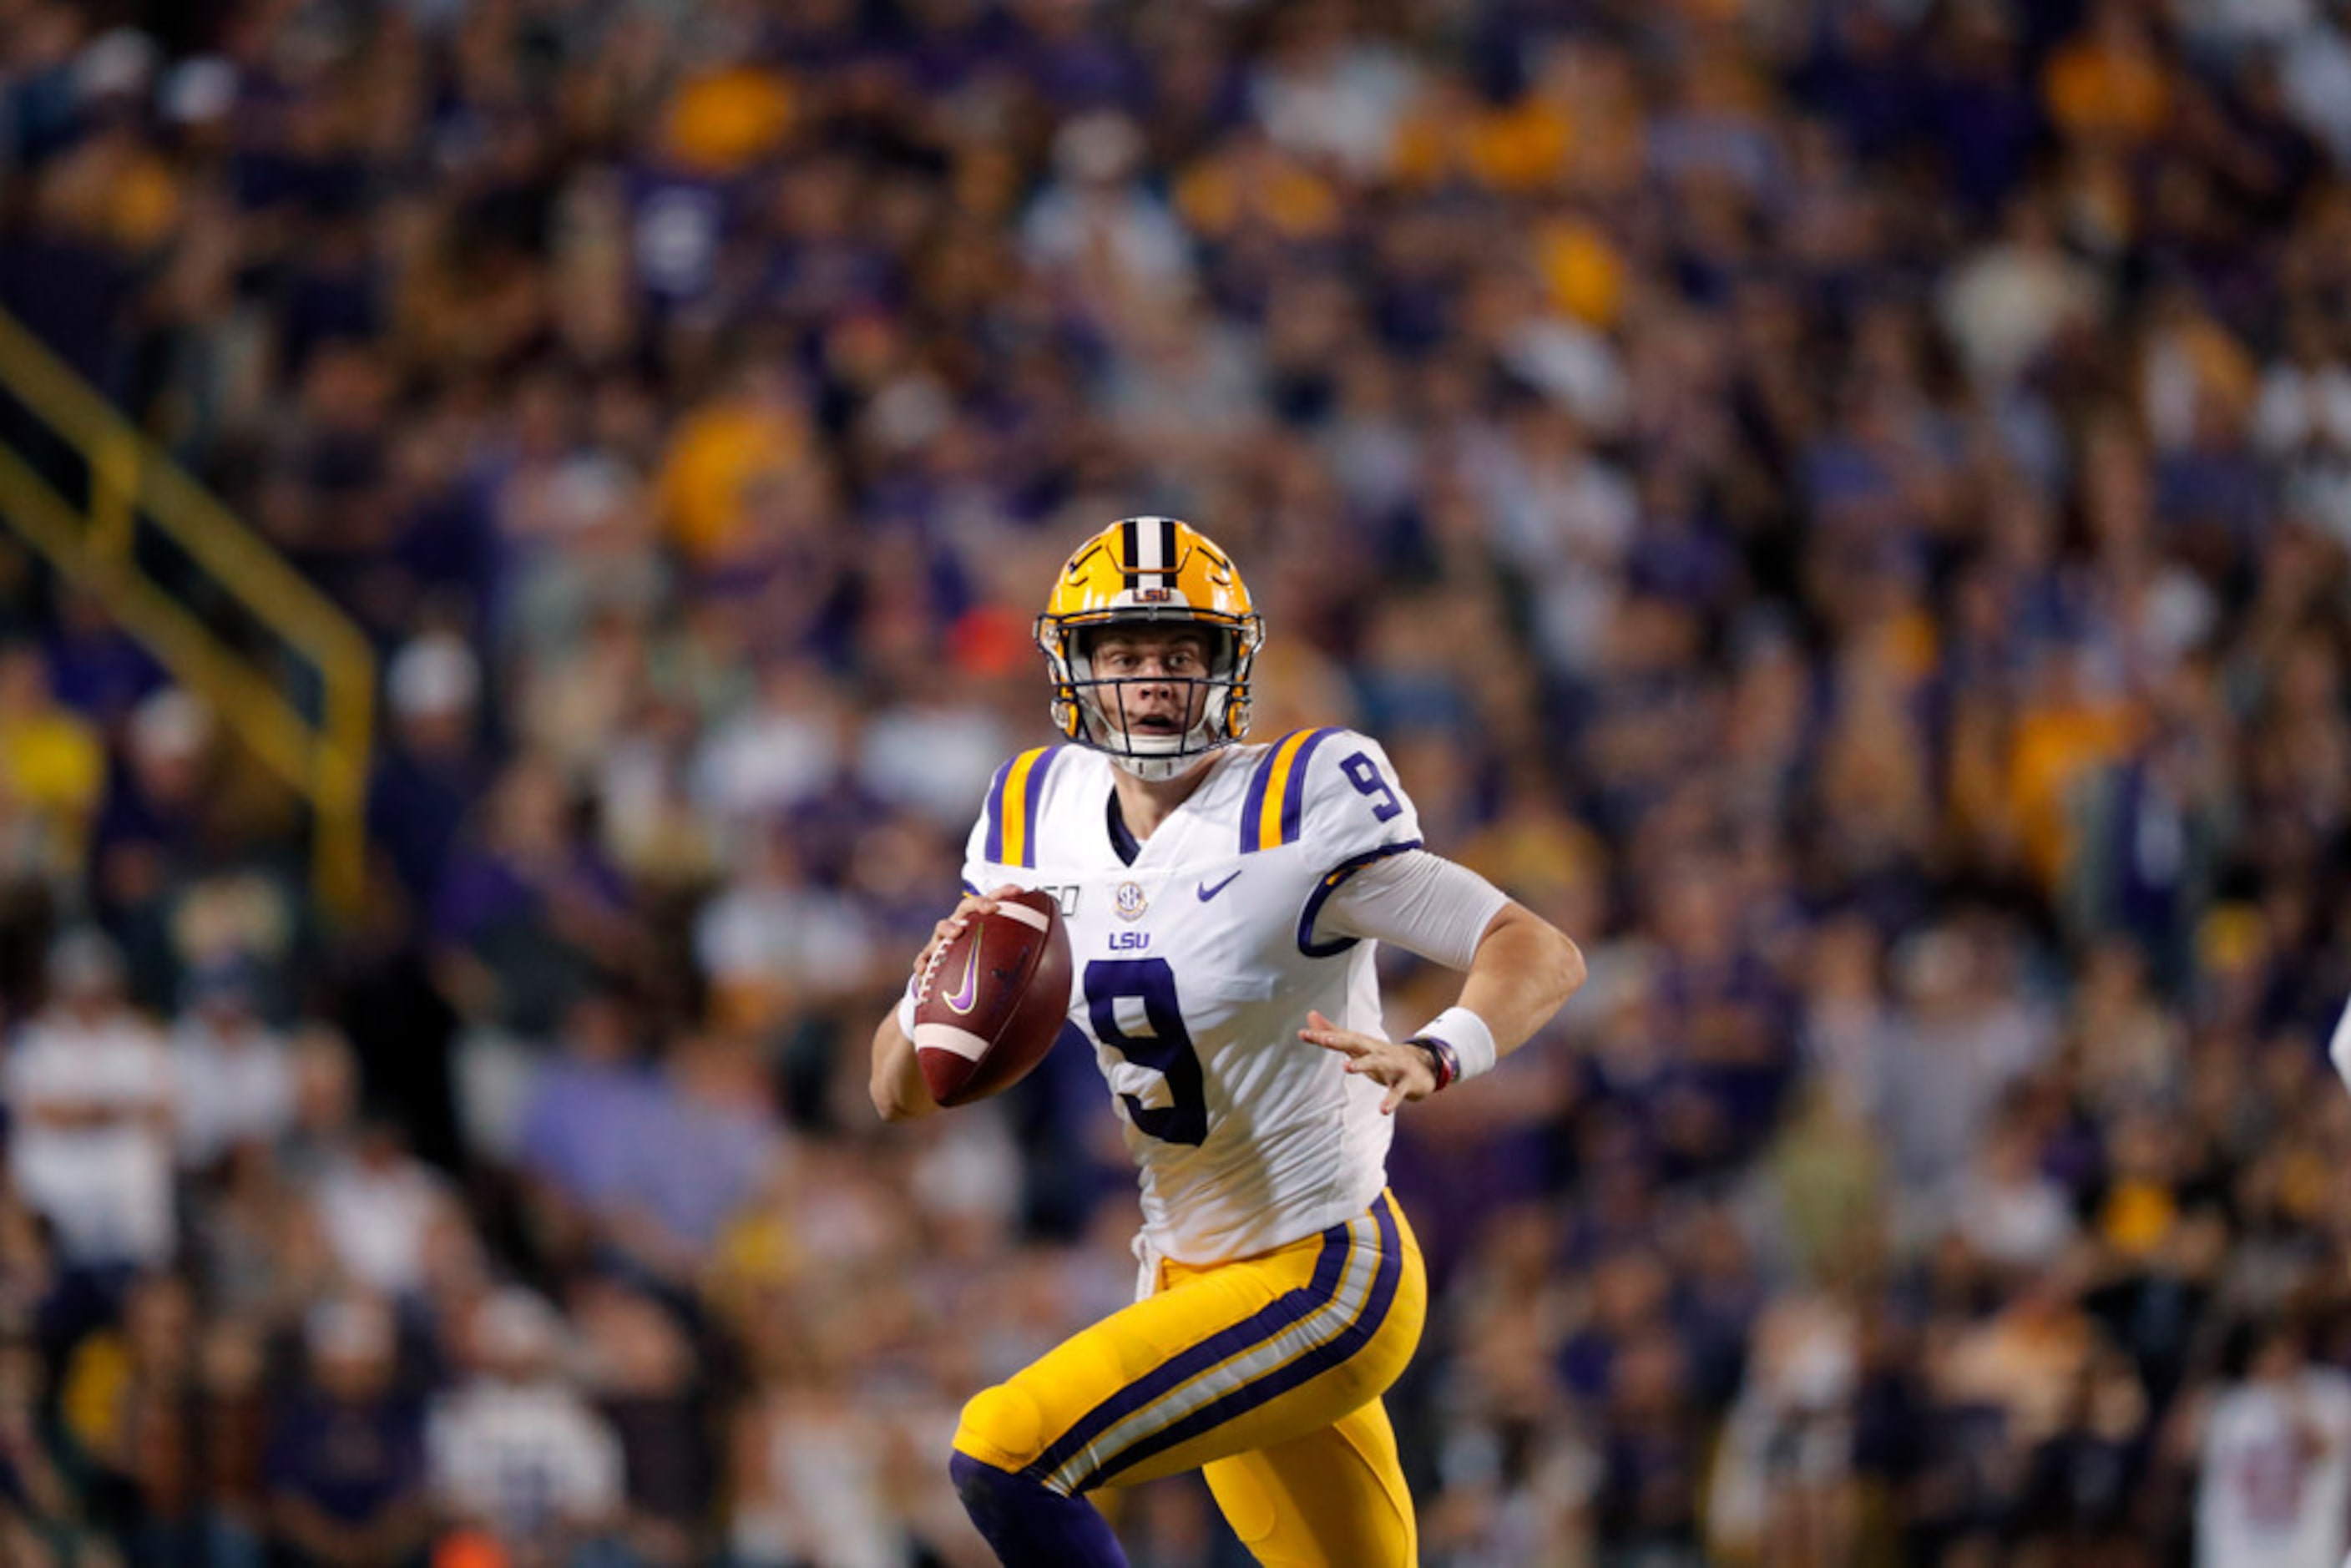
[1452, 903, 1585, 1058]
[870, 1011, 943, 1121]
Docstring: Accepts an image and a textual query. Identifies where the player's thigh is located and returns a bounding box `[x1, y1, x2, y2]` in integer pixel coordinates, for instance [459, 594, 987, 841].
[953, 1192, 1423, 1498]
[1202, 1396, 1417, 1568]
[1100, 1205, 1426, 1490]
[951, 1247, 1288, 1479]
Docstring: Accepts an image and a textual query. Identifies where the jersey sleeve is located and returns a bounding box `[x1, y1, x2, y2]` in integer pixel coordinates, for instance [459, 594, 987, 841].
[1238, 728, 1428, 955]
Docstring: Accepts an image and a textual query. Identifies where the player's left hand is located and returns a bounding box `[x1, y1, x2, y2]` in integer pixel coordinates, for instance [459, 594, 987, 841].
[1299, 1009, 1438, 1115]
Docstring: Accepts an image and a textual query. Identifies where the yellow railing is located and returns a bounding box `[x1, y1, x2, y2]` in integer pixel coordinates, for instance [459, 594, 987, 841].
[0, 307, 375, 918]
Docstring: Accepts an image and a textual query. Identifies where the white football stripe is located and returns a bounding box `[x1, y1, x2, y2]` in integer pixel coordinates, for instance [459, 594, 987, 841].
[913, 1023, 992, 1062]
[994, 902, 1049, 931]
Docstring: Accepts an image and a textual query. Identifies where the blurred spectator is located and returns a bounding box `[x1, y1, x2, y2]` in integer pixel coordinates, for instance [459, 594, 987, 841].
[369, 631, 491, 918]
[279, 1026, 366, 1186]
[1248, 0, 1416, 180]
[0, 641, 104, 896]
[167, 956, 293, 1175]
[1022, 111, 1195, 304]
[430, 756, 638, 1037]
[88, 689, 222, 982]
[854, 665, 1016, 836]
[1873, 924, 2056, 1226]
[692, 822, 883, 1038]
[191, 1311, 270, 1565]
[1939, 196, 2106, 392]
[513, 990, 656, 1262]
[689, 658, 847, 846]
[726, 1278, 941, 1568]
[40, 588, 162, 731]
[514, 1007, 781, 1287]
[311, 1120, 463, 1303]
[1593, 1328, 1706, 1566]
[0, 1330, 104, 1566]
[265, 1296, 428, 1568]
[571, 1282, 712, 1568]
[2016, 1344, 2151, 1566]
[1951, 1110, 2080, 1277]
[2043, 0, 2175, 150]
[58, 1270, 203, 1564]
[655, 362, 813, 578]
[1707, 1287, 1861, 1567]
[607, 1035, 784, 1284]
[2193, 1325, 2351, 1568]
[425, 1288, 623, 1563]
[3, 929, 174, 1272]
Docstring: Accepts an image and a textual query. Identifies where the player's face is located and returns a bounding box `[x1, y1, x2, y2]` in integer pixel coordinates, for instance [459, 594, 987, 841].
[1086, 624, 1214, 740]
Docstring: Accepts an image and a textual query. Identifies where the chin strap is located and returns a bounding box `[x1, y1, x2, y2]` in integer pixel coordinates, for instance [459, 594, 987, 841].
[1105, 748, 1201, 782]
[1085, 698, 1224, 780]
[1103, 733, 1233, 781]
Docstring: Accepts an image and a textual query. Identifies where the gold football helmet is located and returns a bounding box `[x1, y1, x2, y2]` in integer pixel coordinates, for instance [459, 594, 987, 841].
[1036, 518, 1265, 781]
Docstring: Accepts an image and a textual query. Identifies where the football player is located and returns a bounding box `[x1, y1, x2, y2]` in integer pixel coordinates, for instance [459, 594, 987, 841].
[871, 518, 1585, 1566]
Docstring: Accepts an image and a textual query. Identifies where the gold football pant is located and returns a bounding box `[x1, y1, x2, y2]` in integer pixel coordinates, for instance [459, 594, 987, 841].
[953, 1189, 1428, 1566]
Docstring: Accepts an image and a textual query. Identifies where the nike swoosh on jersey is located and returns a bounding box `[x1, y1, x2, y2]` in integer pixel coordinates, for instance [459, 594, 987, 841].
[1196, 871, 1242, 902]
[943, 940, 983, 1014]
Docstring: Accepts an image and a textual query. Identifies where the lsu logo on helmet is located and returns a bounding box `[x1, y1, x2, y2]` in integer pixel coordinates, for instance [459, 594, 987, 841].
[1035, 518, 1265, 781]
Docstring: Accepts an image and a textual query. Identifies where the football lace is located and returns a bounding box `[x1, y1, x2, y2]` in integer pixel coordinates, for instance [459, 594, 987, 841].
[917, 927, 955, 1004]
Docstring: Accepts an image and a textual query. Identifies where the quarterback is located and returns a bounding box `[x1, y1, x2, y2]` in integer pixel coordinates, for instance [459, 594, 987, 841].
[871, 518, 1585, 1565]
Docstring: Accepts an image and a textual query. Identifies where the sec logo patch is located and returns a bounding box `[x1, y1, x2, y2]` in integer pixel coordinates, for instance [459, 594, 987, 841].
[1115, 881, 1149, 921]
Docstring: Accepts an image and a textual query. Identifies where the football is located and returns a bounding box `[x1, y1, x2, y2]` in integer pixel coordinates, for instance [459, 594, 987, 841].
[913, 888, 1073, 1107]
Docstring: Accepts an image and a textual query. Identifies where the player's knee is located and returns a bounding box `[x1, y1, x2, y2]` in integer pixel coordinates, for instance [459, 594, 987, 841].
[950, 1451, 1047, 1542]
[953, 1381, 1052, 1476]
[951, 1449, 1130, 1565]
[949, 1448, 1014, 1508]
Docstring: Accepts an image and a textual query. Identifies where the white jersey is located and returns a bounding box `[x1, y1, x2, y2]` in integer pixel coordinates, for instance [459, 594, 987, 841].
[2197, 1370, 2351, 1568]
[963, 728, 1424, 1265]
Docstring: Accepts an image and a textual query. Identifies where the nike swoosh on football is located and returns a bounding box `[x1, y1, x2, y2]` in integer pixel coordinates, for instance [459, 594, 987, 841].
[1196, 871, 1242, 902]
[943, 940, 983, 1014]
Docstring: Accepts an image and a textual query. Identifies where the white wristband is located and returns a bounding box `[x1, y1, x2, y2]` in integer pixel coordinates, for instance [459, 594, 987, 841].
[1413, 1005, 1498, 1086]
[897, 976, 921, 1038]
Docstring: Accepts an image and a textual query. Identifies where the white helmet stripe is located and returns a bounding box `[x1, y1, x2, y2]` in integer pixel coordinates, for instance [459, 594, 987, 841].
[1123, 515, 1176, 589]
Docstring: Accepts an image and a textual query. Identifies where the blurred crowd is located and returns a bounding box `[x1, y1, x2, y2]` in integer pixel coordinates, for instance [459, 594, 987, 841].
[7, 0, 2351, 1564]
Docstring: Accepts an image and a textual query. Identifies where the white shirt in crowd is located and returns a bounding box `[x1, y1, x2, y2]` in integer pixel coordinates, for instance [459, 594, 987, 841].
[2197, 1368, 2351, 1568]
[2, 1009, 175, 1265]
[731, 1398, 901, 1568]
[427, 1378, 624, 1544]
[857, 701, 1009, 832]
[312, 1149, 459, 1297]
[169, 1013, 295, 1170]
